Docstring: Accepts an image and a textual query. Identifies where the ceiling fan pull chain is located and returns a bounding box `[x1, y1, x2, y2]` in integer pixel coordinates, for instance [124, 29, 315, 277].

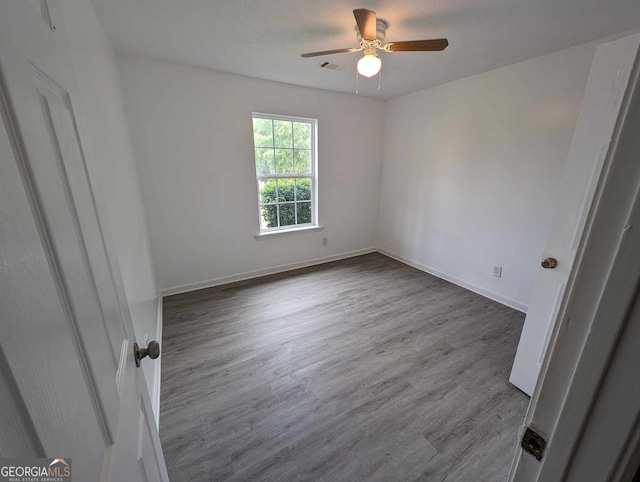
[355, 69, 359, 95]
[378, 67, 382, 90]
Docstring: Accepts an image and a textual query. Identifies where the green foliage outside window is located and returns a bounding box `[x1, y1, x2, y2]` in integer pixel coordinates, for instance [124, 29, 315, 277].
[253, 118, 312, 175]
[260, 178, 312, 227]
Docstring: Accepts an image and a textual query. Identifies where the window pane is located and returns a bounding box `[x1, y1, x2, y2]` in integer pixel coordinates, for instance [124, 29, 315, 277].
[253, 118, 273, 147]
[297, 202, 312, 224]
[295, 178, 311, 201]
[260, 204, 278, 228]
[293, 122, 311, 149]
[275, 149, 293, 174]
[276, 178, 295, 202]
[279, 203, 296, 226]
[255, 148, 275, 174]
[294, 149, 311, 174]
[253, 115, 316, 232]
[273, 120, 293, 148]
[259, 179, 278, 204]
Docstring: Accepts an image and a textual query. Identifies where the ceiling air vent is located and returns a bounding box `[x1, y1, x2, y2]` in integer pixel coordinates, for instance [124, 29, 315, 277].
[318, 61, 344, 71]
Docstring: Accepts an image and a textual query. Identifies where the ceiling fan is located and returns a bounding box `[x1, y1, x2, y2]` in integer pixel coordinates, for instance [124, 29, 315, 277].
[301, 9, 449, 78]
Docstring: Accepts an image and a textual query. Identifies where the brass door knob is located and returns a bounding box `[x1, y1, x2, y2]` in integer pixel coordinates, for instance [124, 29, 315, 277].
[541, 257, 558, 269]
[134, 340, 160, 367]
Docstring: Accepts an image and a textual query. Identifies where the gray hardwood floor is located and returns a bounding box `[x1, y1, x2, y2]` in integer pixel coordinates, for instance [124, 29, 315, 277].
[160, 253, 528, 481]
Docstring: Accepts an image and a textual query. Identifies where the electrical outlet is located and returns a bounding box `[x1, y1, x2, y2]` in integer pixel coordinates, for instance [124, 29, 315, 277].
[493, 266, 502, 278]
[322, 237, 328, 246]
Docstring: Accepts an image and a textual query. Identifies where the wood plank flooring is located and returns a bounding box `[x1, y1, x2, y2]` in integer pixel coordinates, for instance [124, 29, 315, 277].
[160, 253, 528, 481]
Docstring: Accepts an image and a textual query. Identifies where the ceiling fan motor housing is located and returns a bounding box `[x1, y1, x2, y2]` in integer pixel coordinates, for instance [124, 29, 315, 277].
[356, 18, 388, 43]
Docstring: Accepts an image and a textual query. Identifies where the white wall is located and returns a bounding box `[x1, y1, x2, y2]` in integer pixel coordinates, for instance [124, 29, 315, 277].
[116, 56, 385, 293]
[377, 42, 597, 311]
[57, 0, 159, 408]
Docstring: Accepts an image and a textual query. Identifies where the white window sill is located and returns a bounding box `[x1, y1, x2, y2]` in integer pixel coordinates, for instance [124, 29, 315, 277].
[255, 225, 323, 240]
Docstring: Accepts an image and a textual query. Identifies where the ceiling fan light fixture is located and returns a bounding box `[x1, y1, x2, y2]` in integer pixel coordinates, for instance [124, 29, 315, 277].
[357, 52, 381, 77]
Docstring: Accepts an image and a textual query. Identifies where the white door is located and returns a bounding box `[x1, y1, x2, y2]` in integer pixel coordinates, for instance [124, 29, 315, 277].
[509, 33, 640, 396]
[510, 31, 640, 479]
[0, 1, 168, 481]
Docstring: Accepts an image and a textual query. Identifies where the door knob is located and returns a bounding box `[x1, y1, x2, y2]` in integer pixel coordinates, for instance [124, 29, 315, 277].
[134, 340, 160, 367]
[541, 257, 558, 269]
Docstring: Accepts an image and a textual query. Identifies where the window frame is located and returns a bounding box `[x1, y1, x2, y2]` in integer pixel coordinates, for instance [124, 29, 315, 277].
[252, 112, 319, 234]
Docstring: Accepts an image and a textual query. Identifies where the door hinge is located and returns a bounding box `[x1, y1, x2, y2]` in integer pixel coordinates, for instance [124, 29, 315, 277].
[521, 427, 547, 461]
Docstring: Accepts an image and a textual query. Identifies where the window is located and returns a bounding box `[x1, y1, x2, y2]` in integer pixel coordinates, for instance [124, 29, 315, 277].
[252, 113, 318, 232]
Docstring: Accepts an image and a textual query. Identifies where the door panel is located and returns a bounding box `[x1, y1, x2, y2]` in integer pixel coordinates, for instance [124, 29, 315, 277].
[29, 63, 121, 436]
[510, 34, 640, 480]
[535, 282, 565, 367]
[0, 80, 108, 482]
[0, 0, 168, 479]
[509, 34, 640, 396]
[34, 67, 126, 364]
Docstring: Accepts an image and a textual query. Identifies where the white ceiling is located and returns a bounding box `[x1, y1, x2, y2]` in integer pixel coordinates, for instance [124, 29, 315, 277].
[92, 0, 640, 99]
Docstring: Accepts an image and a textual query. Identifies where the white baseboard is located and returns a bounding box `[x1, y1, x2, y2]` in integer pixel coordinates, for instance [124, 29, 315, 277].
[376, 247, 528, 313]
[151, 295, 163, 429]
[160, 247, 377, 297]
[160, 245, 527, 314]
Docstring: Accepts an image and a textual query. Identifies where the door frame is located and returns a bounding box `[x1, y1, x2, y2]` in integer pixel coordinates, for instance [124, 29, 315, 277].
[510, 34, 640, 480]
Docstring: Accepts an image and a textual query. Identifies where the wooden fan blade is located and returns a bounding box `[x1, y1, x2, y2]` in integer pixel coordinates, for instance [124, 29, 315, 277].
[301, 48, 360, 58]
[353, 9, 377, 40]
[387, 39, 449, 52]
